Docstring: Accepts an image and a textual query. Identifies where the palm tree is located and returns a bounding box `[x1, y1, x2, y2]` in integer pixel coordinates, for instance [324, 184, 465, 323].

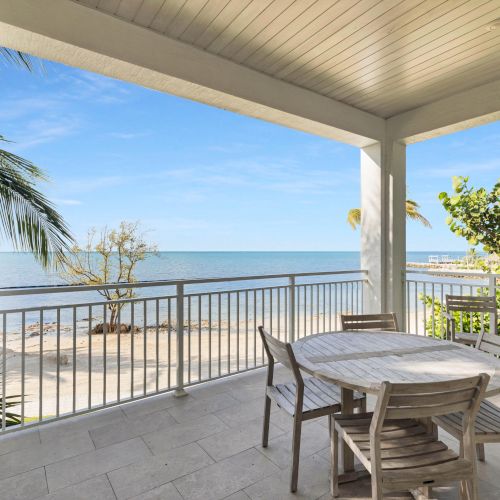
[0, 48, 73, 267]
[347, 198, 431, 229]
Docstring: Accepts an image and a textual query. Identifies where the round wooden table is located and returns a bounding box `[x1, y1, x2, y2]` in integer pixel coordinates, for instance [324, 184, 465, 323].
[292, 331, 500, 491]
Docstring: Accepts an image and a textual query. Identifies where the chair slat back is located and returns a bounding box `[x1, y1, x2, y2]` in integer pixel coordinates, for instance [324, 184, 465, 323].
[446, 294, 497, 314]
[258, 327, 302, 381]
[341, 313, 399, 332]
[372, 375, 489, 427]
[476, 330, 500, 356]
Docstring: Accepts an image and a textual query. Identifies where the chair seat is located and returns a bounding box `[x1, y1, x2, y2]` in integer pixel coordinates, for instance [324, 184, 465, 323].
[267, 377, 364, 416]
[434, 399, 500, 443]
[454, 332, 478, 345]
[334, 412, 469, 488]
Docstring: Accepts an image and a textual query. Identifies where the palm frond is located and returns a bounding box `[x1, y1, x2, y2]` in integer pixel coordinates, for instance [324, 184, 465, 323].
[347, 208, 361, 229]
[405, 199, 432, 228]
[0, 139, 73, 267]
[0, 47, 33, 71]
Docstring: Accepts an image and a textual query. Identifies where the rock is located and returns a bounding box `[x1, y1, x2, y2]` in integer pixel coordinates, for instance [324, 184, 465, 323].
[44, 353, 70, 366]
[91, 323, 139, 334]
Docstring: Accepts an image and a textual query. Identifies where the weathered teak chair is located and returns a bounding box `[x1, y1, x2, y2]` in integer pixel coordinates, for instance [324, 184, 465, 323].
[341, 313, 399, 332]
[331, 375, 489, 499]
[445, 295, 497, 345]
[258, 326, 365, 492]
[434, 331, 500, 463]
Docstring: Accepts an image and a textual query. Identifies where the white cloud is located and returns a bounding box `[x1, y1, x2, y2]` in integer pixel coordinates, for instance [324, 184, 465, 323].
[108, 131, 150, 140]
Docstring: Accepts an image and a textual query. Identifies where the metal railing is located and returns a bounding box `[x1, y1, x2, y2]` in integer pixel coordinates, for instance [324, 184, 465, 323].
[0, 269, 367, 432]
[405, 269, 499, 337]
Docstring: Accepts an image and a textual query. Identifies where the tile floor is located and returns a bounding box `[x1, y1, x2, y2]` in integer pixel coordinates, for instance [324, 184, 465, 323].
[1, 367, 499, 499]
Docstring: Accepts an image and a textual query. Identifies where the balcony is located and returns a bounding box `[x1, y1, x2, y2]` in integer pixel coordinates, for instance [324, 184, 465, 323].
[0, 269, 499, 498]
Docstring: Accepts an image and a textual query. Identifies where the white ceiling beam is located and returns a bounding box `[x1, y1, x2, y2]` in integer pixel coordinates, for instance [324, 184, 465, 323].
[0, 0, 384, 148]
[387, 79, 500, 144]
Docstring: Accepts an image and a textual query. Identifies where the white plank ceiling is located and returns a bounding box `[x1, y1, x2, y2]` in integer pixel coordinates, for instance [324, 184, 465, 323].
[75, 0, 500, 118]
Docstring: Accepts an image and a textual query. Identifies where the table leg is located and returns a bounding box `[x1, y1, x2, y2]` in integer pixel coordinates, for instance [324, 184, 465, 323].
[341, 387, 354, 473]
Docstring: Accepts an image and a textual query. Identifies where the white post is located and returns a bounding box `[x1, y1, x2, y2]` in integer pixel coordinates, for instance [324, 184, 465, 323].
[175, 283, 187, 397]
[360, 140, 406, 327]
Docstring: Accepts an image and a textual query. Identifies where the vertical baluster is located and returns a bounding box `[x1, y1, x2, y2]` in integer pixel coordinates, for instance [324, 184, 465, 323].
[459, 285, 464, 331]
[39, 310, 43, 422]
[431, 283, 435, 337]
[261, 289, 265, 362]
[117, 304, 121, 401]
[329, 283, 332, 331]
[2, 314, 6, 431]
[198, 295, 202, 381]
[208, 294, 212, 379]
[155, 299, 159, 393]
[469, 286, 473, 333]
[270, 288, 273, 335]
[340, 283, 343, 319]
[440, 285, 444, 338]
[143, 300, 147, 396]
[73, 306, 78, 412]
[236, 292, 240, 372]
[323, 284, 326, 332]
[316, 284, 319, 333]
[56, 308, 60, 417]
[406, 281, 410, 333]
[423, 283, 427, 337]
[168, 298, 172, 389]
[175, 284, 186, 397]
[489, 275, 496, 334]
[218, 293, 222, 376]
[277, 288, 281, 340]
[350, 281, 354, 314]
[103, 306, 106, 406]
[284, 285, 288, 341]
[414, 281, 418, 334]
[188, 295, 191, 384]
[21, 312, 25, 426]
[228, 292, 232, 372]
[304, 285, 307, 337]
[253, 289, 257, 366]
[335, 283, 338, 330]
[131, 303, 135, 398]
[88, 305, 92, 409]
[310, 285, 313, 335]
[245, 290, 249, 369]
[296, 284, 300, 339]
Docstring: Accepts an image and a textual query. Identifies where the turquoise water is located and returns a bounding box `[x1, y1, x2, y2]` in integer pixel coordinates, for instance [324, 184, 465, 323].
[0, 251, 463, 312]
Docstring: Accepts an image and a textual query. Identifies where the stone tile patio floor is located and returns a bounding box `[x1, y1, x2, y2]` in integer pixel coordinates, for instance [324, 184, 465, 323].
[1, 367, 500, 500]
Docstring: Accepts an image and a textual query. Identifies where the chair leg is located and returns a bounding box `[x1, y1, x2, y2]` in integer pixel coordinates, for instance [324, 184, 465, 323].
[262, 395, 272, 448]
[370, 471, 383, 500]
[330, 416, 339, 498]
[459, 478, 478, 500]
[476, 443, 485, 462]
[290, 416, 302, 492]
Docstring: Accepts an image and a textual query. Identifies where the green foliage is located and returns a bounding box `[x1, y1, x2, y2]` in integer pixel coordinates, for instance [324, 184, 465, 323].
[439, 176, 500, 258]
[0, 395, 22, 426]
[347, 198, 430, 229]
[57, 221, 157, 330]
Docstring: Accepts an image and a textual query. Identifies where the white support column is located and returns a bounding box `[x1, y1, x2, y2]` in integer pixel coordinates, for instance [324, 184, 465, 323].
[360, 140, 406, 327]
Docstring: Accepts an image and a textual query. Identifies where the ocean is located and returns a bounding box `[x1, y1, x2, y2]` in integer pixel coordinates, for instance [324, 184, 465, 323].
[0, 251, 463, 311]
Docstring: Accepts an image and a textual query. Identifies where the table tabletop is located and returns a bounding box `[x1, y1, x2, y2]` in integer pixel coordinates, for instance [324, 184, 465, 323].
[293, 331, 500, 397]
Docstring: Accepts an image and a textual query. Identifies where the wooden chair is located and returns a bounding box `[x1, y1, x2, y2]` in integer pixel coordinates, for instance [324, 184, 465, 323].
[445, 295, 497, 345]
[258, 326, 365, 492]
[341, 313, 399, 332]
[331, 375, 489, 499]
[434, 331, 500, 463]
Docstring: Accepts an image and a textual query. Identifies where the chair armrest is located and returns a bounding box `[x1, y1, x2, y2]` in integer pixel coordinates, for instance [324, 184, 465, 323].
[442, 311, 455, 322]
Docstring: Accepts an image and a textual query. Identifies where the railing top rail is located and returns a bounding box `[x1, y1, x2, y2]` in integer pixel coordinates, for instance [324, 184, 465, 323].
[0, 269, 368, 297]
[405, 268, 500, 279]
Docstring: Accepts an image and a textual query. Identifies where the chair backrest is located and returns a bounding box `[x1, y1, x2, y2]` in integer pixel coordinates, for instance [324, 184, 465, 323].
[446, 295, 497, 333]
[258, 326, 302, 383]
[341, 313, 399, 332]
[446, 294, 496, 314]
[371, 375, 489, 435]
[476, 329, 500, 356]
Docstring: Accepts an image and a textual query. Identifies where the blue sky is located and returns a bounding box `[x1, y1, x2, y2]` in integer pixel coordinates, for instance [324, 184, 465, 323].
[0, 59, 498, 252]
